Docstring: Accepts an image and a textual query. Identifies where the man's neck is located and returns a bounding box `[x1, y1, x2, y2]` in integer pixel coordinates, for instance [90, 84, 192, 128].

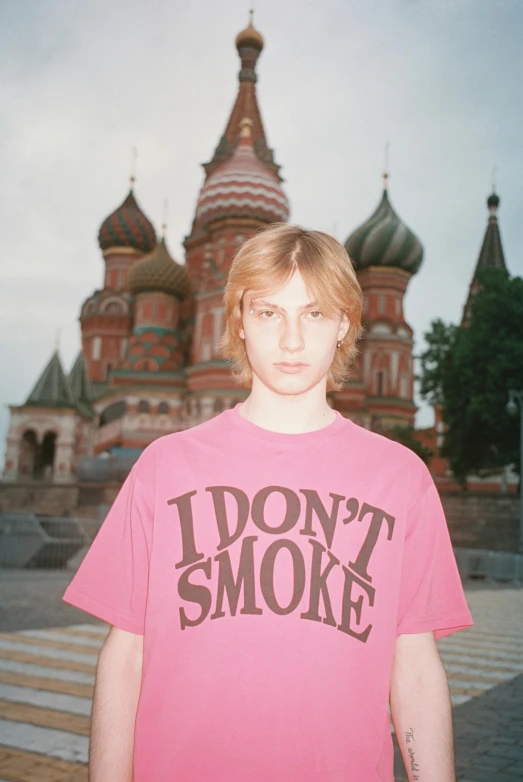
[238, 391, 335, 435]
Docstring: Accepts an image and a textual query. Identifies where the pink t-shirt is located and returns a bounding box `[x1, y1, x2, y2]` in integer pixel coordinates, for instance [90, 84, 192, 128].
[63, 403, 473, 781]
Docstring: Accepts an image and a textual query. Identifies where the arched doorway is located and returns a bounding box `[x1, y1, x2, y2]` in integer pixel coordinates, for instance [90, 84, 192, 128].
[40, 431, 57, 481]
[18, 430, 38, 477]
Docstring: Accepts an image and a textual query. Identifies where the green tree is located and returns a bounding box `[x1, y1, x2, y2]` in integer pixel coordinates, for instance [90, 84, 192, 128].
[418, 319, 458, 406]
[419, 268, 523, 484]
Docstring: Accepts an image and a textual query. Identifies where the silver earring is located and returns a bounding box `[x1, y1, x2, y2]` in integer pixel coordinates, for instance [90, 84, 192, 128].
[337, 339, 343, 348]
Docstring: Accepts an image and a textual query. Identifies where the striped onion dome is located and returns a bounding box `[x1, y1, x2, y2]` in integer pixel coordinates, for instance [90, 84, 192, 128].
[98, 188, 156, 253]
[345, 183, 423, 275]
[128, 238, 191, 299]
[195, 117, 289, 227]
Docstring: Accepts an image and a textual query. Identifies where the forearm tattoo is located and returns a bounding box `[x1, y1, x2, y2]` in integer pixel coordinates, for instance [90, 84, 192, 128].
[405, 726, 420, 781]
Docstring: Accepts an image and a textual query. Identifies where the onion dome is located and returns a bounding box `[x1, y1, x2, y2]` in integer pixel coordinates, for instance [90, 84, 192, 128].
[345, 179, 423, 275]
[195, 117, 289, 227]
[128, 238, 191, 299]
[487, 191, 500, 211]
[236, 12, 264, 52]
[98, 188, 156, 253]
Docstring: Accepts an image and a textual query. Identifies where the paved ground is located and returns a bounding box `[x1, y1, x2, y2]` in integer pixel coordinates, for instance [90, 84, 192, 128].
[0, 571, 522, 781]
[394, 586, 523, 781]
[0, 570, 99, 633]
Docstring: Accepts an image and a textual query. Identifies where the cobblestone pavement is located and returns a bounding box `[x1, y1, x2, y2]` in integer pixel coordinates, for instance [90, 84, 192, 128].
[0, 576, 521, 780]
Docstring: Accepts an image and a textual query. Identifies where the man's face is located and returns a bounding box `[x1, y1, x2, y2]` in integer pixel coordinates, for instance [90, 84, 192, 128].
[239, 269, 349, 396]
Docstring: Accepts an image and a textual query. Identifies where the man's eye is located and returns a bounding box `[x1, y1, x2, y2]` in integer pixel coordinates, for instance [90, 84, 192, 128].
[309, 311, 323, 319]
[260, 310, 276, 318]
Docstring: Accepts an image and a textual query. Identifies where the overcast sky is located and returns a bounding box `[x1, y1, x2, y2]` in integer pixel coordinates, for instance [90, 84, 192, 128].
[1, 0, 522, 465]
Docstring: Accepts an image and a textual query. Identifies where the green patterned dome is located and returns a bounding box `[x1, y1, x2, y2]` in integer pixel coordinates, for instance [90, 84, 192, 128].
[128, 239, 191, 299]
[345, 187, 423, 275]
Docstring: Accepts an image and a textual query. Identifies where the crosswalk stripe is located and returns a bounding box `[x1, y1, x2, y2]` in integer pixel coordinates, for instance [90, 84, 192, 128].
[0, 657, 95, 683]
[0, 638, 98, 665]
[455, 629, 523, 642]
[0, 649, 95, 674]
[16, 629, 105, 648]
[0, 683, 92, 716]
[447, 677, 504, 691]
[439, 652, 523, 673]
[438, 644, 523, 663]
[51, 625, 108, 638]
[444, 663, 517, 681]
[0, 671, 93, 698]
[0, 632, 103, 655]
[0, 698, 90, 736]
[439, 637, 523, 652]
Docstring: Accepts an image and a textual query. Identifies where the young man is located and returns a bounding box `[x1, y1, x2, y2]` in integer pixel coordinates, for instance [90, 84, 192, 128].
[63, 224, 473, 782]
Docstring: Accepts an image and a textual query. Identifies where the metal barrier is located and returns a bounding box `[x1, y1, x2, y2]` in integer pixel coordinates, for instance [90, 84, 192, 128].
[77, 455, 138, 483]
[454, 547, 523, 585]
[0, 513, 101, 570]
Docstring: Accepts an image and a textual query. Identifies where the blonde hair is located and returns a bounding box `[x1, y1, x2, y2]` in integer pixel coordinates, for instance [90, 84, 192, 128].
[220, 223, 363, 392]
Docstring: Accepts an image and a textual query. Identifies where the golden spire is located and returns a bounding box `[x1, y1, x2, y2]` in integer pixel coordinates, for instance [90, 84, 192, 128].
[236, 8, 264, 50]
[383, 142, 390, 191]
[130, 146, 137, 188]
[161, 199, 168, 238]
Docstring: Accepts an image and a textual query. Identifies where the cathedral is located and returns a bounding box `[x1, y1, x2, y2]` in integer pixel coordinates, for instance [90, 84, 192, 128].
[1, 16, 507, 489]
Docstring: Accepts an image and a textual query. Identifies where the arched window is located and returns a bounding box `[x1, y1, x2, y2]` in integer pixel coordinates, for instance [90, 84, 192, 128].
[399, 372, 409, 399]
[92, 337, 102, 360]
[158, 401, 169, 415]
[377, 371, 384, 397]
[138, 400, 151, 414]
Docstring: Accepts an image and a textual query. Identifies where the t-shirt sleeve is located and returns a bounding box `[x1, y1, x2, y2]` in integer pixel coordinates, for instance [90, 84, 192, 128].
[396, 461, 473, 640]
[62, 449, 155, 634]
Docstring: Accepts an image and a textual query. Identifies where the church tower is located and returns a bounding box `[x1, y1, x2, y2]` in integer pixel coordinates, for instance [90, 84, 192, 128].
[461, 191, 506, 327]
[80, 184, 156, 384]
[3, 350, 93, 483]
[341, 173, 423, 430]
[182, 15, 290, 420]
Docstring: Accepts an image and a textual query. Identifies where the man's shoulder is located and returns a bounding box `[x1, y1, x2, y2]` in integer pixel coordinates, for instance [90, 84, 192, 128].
[348, 419, 422, 460]
[139, 410, 228, 458]
[347, 419, 432, 484]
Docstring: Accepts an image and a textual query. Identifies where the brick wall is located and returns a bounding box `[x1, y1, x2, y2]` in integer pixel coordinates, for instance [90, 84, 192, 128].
[441, 492, 520, 552]
[0, 482, 79, 516]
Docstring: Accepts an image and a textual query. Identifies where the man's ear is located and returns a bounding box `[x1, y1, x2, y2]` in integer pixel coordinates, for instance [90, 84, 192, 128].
[339, 315, 350, 341]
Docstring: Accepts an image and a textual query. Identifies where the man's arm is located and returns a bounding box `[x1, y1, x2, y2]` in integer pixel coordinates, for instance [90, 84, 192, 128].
[89, 626, 144, 782]
[389, 631, 455, 782]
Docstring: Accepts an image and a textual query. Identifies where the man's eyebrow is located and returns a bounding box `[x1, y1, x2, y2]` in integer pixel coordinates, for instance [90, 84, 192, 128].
[250, 298, 319, 311]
